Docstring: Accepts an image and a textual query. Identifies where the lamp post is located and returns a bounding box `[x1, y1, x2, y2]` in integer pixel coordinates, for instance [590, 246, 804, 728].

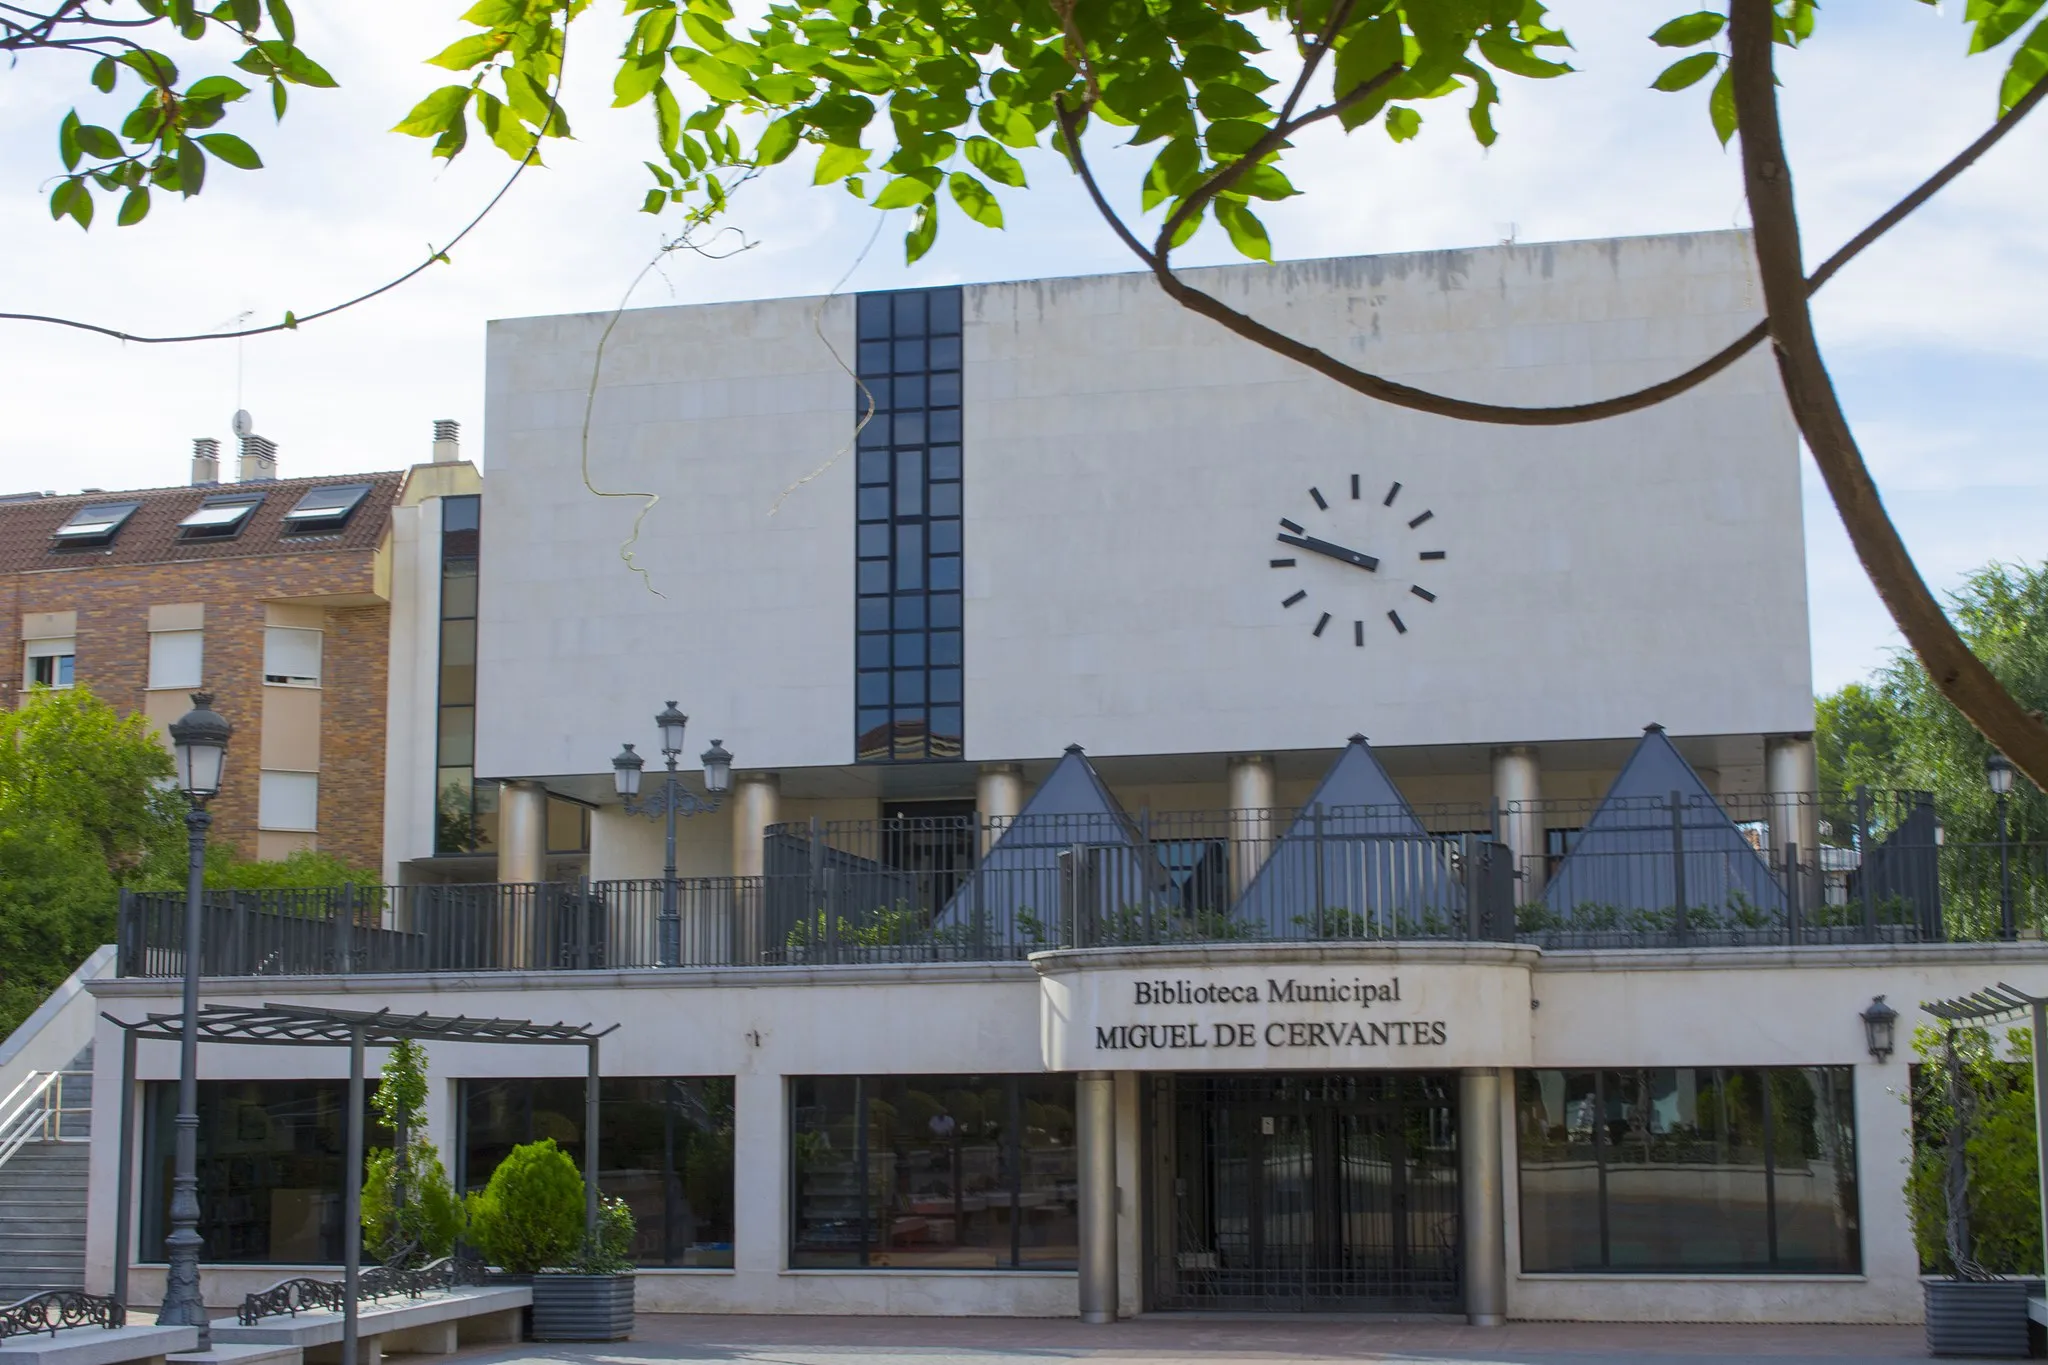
[612, 702, 731, 966]
[162, 693, 230, 1345]
[1988, 751, 2016, 940]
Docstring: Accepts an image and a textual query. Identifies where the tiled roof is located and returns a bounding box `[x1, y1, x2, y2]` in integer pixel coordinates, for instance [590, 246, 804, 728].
[0, 470, 404, 573]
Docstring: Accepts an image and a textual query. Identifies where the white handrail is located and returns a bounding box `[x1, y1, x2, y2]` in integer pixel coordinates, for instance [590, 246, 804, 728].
[0, 1069, 90, 1171]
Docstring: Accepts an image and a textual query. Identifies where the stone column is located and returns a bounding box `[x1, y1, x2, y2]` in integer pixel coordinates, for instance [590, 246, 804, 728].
[495, 780, 549, 968]
[1077, 1071, 1118, 1323]
[1226, 753, 1276, 895]
[728, 774, 780, 964]
[1490, 746, 1543, 905]
[1460, 1068, 1508, 1326]
[1765, 734, 1820, 906]
[730, 773, 781, 878]
[977, 762, 1025, 854]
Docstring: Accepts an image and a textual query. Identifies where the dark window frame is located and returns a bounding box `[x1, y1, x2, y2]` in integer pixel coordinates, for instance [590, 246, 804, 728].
[50, 500, 141, 548]
[281, 482, 373, 535]
[177, 494, 265, 541]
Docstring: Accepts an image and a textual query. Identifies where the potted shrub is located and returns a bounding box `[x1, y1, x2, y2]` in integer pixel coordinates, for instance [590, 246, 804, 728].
[466, 1139, 636, 1342]
[1909, 1026, 2040, 1358]
[363, 1040, 465, 1267]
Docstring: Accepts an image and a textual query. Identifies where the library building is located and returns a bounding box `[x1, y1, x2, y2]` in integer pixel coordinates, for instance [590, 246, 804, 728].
[71, 231, 2046, 1326]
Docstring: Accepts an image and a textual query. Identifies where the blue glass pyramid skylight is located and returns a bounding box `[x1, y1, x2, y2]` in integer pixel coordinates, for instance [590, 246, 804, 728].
[1542, 724, 1785, 926]
[1231, 735, 1463, 937]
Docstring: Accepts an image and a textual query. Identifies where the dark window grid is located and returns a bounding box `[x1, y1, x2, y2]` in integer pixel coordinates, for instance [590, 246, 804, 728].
[435, 498, 486, 855]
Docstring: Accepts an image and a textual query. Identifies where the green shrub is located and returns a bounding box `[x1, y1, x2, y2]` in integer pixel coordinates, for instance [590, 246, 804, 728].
[1906, 1023, 2043, 1276]
[464, 1139, 587, 1273]
[571, 1196, 637, 1274]
[364, 1144, 464, 1263]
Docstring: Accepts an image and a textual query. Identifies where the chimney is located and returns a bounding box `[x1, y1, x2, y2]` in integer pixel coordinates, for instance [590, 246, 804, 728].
[431, 419, 461, 464]
[191, 437, 220, 486]
[238, 434, 278, 482]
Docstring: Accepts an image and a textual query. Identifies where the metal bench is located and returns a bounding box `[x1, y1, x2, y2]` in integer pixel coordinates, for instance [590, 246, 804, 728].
[207, 1287, 529, 1365]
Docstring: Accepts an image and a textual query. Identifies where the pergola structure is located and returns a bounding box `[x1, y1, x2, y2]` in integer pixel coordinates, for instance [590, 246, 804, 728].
[105, 1003, 616, 1365]
[1921, 982, 2048, 1278]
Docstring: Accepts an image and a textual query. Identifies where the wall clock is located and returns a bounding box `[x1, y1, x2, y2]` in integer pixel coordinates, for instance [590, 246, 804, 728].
[1268, 475, 1446, 645]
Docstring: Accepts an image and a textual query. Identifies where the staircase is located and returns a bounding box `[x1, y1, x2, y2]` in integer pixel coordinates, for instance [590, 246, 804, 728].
[0, 1048, 93, 1301]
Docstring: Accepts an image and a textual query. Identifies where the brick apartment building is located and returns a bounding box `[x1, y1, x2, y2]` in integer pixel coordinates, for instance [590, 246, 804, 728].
[0, 431, 474, 870]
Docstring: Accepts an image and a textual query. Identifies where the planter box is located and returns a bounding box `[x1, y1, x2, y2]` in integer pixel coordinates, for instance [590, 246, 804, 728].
[530, 1272, 634, 1342]
[1924, 1278, 2031, 1358]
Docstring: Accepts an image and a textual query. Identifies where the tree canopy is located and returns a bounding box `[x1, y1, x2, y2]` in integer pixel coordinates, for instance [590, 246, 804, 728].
[0, 687, 376, 1042]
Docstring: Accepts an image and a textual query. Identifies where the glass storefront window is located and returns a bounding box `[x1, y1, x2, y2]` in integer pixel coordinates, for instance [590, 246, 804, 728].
[789, 1074, 1076, 1269]
[142, 1080, 388, 1264]
[459, 1077, 735, 1268]
[1517, 1067, 1859, 1273]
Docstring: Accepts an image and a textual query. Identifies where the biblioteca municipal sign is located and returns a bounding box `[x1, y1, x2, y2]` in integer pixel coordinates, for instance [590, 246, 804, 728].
[1094, 976, 1449, 1052]
[1035, 954, 1536, 1071]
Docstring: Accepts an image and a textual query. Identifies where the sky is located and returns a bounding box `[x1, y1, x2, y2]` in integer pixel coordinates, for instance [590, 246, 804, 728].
[0, 2, 2042, 697]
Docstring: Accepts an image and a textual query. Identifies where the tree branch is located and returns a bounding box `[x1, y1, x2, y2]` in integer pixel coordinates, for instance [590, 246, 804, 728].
[1728, 0, 2048, 789]
[1062, 44, 2044, 428]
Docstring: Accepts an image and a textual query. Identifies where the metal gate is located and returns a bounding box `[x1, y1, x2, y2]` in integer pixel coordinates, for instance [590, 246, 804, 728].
[1151, 1073, 1461, 1312]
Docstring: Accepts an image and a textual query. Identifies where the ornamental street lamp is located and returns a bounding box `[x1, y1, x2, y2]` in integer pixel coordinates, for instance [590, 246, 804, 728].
[1860, 995, 1898, 1064]
[162, 693, 231, 1345]
[612, 703, 731, 966]
[1988, 752, 2017, 940]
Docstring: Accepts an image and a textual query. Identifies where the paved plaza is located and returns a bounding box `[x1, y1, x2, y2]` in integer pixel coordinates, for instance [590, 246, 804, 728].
[448, 1314, 1936, 1365]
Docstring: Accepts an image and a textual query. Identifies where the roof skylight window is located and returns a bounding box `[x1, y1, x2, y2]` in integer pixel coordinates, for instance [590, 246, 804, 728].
[50, 501, 141, 547]
[282, 483, 371, 534]
[178, 495, 263, 540]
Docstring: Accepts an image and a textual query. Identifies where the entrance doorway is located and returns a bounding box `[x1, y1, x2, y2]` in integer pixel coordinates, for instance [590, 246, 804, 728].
[1149, 1073, 1461, 1312]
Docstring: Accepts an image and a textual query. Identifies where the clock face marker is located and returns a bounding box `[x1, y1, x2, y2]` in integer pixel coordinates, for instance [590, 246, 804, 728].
[1410, 585, 1437, 603]
[1353, 620, 1364, 647]
[1282, 590, 1307, 608]
[1387, 609, 1407, 634]
[1309, 486, 1328, 510]
[1270, 557, 1297, 568]
[1383, 481, 1401, 507]
[1350, 474, 1360, 500]
[1419, 550, 1447, 561]
[1279, 518, 1305, 535]
[1313, 611, 1331, 638]
[1407, 509, 1434, 529]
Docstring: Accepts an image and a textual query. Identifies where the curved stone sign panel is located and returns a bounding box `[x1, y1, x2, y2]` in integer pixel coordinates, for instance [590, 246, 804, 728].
[1037, 943, 1537, 1072]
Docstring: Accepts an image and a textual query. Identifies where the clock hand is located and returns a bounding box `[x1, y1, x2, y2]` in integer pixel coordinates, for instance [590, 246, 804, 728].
[1277, 532, 1379, 572]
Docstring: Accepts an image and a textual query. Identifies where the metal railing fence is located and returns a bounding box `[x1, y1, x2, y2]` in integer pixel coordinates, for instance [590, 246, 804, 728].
[113, 792, 2048, 978]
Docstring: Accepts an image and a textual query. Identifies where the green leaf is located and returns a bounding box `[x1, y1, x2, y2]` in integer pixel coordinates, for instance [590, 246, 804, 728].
[871, 168, 938, 208]
[272, 77, 288, 119]
[615, 52, 666, 106]
[1384, 105, 1421, 141]
[196, 132, 262, 168]
[947, 170, 1003, 227]
[1998, 17, 2048, 114]
[1649, 12, 1727, 48]
[187, 75, 251, 102]
[654, 81, 681, 154]
[755, 113, 802, 165]
[258, 41, 336, 87]
[814, 141, 868, 184]
[266, 0, 295, 44]
[74, 124, 122, 160]
[1709, 64, 1738, 144]
[669, 47, 749, 102]
[430, 33, 505, 71]
[59, 111, 82, 172]
[964, 135, 1026, 187]
[283, 310, 298, 328]
[1476, 30, 1574, 80]
[976, 100, 1039, 149]
[229, 0, 259, 31]
[1235, 162, 1296, 201]
[1195, 82, 1271, 120]
[91, 58, 118, 93]
[904, 198, 937, 263]
[117, 186, 151, 225]
[1213, 199, 1271, 261]
[476, 91, 534, 159]
[393, 85, 472, 137]
[1652, 52, 1720, 92]
[176, 133, 205, 195]
[1968, 0, 2046, 52]
[642, 187, 667, 214]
